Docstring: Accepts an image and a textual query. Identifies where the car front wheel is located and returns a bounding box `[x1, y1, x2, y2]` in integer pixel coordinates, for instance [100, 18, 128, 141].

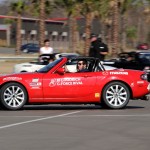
[102, 82, 130, 109]
[0, 83, 27, 110]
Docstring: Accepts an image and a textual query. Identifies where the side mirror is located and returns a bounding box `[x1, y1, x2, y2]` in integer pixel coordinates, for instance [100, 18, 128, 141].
[56, 68, 65, 75]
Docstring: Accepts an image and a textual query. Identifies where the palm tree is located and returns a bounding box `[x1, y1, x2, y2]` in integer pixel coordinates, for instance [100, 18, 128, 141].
[10, 0, 27, 55]
[126, 26, 137, 47]
[136, 0, 150, 44]
[54, 0, 81, 53]
[94, 0, 111, 49]
[31, 0, 53, 47]
[39, 0, 45, 47]
[79, 0, 96, 56]
[119, 0, 133, 51]
[110, 0, 119, 58]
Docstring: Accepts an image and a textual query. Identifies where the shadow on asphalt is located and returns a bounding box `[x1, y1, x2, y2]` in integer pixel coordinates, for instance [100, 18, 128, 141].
[23, 105, 102, 110]
[125, 106, 145, 109]
[0, 104, 144, 111]
[19, 105, 145, 111]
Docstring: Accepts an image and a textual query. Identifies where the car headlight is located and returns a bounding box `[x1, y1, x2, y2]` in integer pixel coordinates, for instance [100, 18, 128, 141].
[141, 74, 148, 80]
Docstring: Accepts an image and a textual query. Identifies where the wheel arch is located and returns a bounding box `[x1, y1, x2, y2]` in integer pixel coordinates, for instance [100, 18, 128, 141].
[101, 80, 133, 102]
[0, 81, 29, 104]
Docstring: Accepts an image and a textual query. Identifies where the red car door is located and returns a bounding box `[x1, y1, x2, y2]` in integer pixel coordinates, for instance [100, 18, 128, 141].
[42, 72, 97, 102]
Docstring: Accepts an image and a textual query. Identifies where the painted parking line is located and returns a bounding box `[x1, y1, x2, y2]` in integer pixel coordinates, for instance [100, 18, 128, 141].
[64, 114, 150, 117]
[0, 111, 82, 130]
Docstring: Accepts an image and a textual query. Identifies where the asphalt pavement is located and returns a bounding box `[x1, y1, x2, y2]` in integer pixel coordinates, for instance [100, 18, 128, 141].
[0, 100, 150, 150]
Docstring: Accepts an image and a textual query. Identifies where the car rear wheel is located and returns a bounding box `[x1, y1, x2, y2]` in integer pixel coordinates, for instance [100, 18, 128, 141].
[0, 83, 27, 110]
[102, 82, 130, 109]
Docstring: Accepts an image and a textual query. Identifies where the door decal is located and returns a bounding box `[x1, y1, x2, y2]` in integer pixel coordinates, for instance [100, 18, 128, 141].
[49, 78, 83, 87]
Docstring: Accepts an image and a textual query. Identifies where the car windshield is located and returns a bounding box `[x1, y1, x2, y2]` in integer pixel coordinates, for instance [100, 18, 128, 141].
[37, 58, 63, 73]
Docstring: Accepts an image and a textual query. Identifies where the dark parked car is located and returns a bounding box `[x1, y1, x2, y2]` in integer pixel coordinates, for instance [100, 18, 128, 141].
[103, 51, 150, 73]
[21, 43, 40, 53]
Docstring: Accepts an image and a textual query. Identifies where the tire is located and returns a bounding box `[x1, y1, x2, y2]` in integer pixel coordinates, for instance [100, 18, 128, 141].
[0, 83, 27, 110]
[102, 82, 130, 109]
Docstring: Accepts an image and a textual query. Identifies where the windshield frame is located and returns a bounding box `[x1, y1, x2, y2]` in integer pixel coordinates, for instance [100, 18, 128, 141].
[37, 58, 63, 73]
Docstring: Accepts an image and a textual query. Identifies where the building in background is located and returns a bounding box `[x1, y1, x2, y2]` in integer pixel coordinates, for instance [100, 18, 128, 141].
[0, 15, 101, 52]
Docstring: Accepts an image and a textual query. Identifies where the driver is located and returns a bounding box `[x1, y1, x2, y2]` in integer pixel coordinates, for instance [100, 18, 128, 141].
[77, 60, 89, 72]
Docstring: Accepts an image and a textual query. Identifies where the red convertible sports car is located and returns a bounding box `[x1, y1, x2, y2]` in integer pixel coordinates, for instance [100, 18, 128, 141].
[0, 57, 150, 110]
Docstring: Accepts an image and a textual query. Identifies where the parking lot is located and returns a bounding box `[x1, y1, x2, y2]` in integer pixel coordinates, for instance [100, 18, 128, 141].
[0, 101, 150, 150]
[0, 60, 150, 150]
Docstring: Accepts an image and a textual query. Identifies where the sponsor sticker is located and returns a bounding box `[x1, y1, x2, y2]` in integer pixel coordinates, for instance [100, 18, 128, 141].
[137, 81, 144, 84]
[3, 77, 22, 81]
[110, 72, 128, 75]
[30, 82, 41, 87]
[32, 78, 39, 82]
[49, 78, 83, 87]
[29, 78, 41, 89]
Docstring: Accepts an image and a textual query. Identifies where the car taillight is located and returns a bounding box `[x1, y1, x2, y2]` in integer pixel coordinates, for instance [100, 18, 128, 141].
[141, 73, 150, 82]
[141, 74, 148, 80]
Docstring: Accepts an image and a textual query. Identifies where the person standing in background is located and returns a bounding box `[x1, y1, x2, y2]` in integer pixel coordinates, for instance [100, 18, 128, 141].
[39, 39, 53, 55]
[89, 34, 109, 61]
[96, 37, 109, 61]
[89, 34, 98, 57]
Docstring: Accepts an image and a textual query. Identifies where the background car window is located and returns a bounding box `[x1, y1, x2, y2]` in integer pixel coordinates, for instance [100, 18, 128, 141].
[28, 44, 32, 47]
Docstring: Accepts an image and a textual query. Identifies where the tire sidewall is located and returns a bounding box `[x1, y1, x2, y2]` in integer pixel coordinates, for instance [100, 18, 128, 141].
[102, 82, 130, 109]
[0, 82, 27, 110]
